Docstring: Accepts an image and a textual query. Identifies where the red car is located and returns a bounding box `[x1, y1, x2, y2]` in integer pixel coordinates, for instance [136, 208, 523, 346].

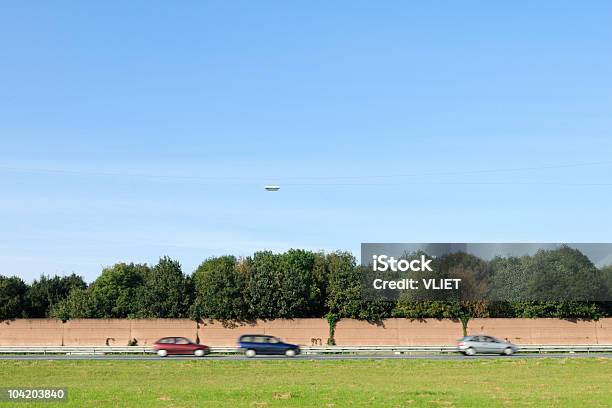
[152, 337, 210, 357]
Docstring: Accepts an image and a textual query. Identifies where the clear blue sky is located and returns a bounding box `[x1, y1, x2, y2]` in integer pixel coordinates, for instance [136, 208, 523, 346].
[1, 1, 611, 282]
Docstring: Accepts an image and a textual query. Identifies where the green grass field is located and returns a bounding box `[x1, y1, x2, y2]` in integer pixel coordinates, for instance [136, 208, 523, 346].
[0, 358, 611, 407]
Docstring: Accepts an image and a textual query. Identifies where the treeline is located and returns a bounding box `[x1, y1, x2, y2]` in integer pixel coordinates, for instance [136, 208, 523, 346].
[1, 247, 611, 323]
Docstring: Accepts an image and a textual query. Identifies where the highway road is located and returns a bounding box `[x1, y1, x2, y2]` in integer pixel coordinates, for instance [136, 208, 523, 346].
[1, 353, 611, 361]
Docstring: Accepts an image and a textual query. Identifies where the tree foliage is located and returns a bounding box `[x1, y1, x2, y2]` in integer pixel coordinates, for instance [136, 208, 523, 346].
[50, 263, 149, 319]
[88, 263, 149, 318]
[139, 257, 191, 318]
[190, 255, 248, 321]
[0, 275, 28, 321]
[325, 252, 391, 322]
[49, 287, 96, 321]
[4, 248, 612, 321]
[245, 250, 322, 319]
[25, 274, 86, 317]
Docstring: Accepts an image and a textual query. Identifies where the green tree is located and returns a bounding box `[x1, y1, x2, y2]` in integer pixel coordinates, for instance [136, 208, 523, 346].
[191, 255, 249, 321]
[312, 252, 330, 316]
[87, 263, 149, 318]
[0, 275, 28, 321]
[25, 274, 86, 317]
[246, 251, 282, 319]
[492, 246, 607, 303]
[528, 246, 607, 302]
[392, 300, 457, 319]
[323, 251, 361, 318]
[138, 257, 191, 318]
[245, 249, 323, 319]
[602, 264, 612, 303]
[506, 301, 603, 319]
[49, 287, 96, 321]
[490, 256, 530, 302]
[490, 247, 608, 319]
[277, 249, 320, 317]
[325, 252, 391, 322]
[438, 252, 492, 283]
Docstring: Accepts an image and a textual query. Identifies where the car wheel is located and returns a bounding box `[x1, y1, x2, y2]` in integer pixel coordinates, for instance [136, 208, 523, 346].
[245, 349, 256, 358]
[465, 347, 476, 356]
[503, 347, 514, 356]
[157, 349, 168, 357]
[285, 349, 296, 357]
[194, 349, 205, 357]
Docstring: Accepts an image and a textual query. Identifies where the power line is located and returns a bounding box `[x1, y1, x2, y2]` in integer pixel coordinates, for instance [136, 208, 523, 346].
[280, 161, 612, 180]
[283, 181, 612, 187]
[0, 160, 610, 184]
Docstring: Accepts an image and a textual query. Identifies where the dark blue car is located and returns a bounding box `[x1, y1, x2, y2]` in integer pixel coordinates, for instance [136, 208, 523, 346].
[238, 334, 301, 357]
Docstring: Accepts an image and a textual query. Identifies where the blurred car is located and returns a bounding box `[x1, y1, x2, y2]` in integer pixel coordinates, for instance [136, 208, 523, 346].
[457, 335, 519, 356]
[238, 334, 301, 357]
[153, 337, 209, 357]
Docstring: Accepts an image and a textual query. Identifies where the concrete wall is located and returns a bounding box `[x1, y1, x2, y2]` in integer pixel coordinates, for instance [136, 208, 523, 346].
[0, 319, 196, 346]
[335, 319, 464, 345]
[198, 319, 329, 346]
[0, 320, 64, 346]
[1, 318, 612, 346]
[468, 318, 612, 345]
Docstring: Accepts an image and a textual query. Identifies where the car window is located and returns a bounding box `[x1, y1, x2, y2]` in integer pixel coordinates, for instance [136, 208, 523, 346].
[175, 338, 190, 344]
[158, 338, 174, 344]
[266, 337, 279, 344]
[254, 336, 267, 343]
[240, 336, 253, 343]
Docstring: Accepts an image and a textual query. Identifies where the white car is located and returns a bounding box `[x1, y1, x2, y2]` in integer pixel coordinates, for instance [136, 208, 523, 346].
[458, 335, 519, 356]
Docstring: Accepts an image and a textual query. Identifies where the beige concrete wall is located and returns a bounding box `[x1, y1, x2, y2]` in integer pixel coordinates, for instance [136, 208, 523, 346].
[468, 318, 608, 345]
[0, 319, 197, 346]
[1, 318, 611, 346]
[335, 319, 464, 345]
[130, 319, 196, 346]
[596, 318, 612, 344]
[198, 319, 329, 346]
[398, 319, 464, 345]
[0, 319, 64, 346]
[145, 316, 607, 346]
[62, 319, 131, 346]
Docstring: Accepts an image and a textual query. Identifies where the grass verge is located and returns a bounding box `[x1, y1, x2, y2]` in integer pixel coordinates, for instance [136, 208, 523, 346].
[0, 358, 610, 407]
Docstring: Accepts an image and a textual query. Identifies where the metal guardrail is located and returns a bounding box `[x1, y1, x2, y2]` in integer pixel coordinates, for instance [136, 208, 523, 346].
[0, 347, 154, 355]
[303, 346, 457, 353]
[0, 345, 611, 355]
[518, 345, 612, 353]
[301, 345, 612, 354]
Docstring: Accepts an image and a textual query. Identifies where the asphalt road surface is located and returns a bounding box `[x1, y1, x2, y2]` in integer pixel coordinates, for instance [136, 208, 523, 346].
[1, 353, 611, 361]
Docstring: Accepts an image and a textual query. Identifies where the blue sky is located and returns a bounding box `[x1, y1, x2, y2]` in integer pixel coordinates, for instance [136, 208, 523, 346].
[1, 1, 611, 282]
